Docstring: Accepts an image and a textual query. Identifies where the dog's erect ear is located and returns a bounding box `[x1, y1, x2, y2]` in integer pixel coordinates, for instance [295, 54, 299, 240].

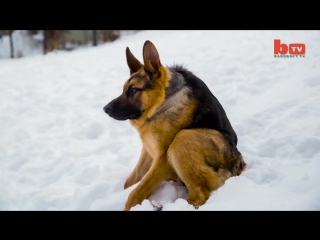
[143, 40, 162, 74]
[126, 47, 143, 75]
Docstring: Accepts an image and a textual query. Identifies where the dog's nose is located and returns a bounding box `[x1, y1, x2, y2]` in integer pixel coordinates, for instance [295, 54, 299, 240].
[103, 104, 112, 115]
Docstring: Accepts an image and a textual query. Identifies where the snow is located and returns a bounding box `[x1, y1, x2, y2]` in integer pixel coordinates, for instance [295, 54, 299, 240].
[0, 30, 320, 210]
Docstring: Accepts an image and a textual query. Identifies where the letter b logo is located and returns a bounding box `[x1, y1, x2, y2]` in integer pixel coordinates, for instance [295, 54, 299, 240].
[274, 39, 288, 54]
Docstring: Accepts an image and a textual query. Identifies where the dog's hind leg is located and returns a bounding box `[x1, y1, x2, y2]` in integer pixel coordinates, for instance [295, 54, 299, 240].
[167, 129, 233, 208]
[124, 147, 153, 189]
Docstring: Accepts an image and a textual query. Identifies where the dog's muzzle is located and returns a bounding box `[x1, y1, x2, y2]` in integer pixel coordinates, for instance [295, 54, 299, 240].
[103, 98, 142, 120]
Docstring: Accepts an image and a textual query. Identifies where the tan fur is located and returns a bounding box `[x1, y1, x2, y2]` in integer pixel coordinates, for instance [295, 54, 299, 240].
[124, 147, 153, 189]
[167, 129, 233, 207]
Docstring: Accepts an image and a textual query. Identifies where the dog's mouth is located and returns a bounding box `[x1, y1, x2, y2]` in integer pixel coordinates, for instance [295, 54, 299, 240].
[128, 110, 144, 120]
[128, 113, 140, 119]
[106, 110, 144, 121]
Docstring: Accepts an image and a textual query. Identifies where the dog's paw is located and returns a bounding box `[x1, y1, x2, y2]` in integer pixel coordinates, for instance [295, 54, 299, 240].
[151, 200, 163, 211]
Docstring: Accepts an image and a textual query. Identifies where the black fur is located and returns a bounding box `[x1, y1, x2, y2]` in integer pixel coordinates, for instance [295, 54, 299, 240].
[168, 65, 238, 149]
[165, 70, 185, 99]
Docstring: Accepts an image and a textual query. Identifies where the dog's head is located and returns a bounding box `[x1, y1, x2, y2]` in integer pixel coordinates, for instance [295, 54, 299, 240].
[103, 40, 169, 121]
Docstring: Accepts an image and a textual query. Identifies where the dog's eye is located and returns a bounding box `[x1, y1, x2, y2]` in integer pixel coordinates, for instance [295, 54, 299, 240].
[129, 87, 138, 95]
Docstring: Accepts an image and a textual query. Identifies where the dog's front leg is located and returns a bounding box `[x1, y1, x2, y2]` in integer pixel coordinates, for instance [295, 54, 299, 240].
[124, 155, 173, 211]
[124, 147, 153, 189]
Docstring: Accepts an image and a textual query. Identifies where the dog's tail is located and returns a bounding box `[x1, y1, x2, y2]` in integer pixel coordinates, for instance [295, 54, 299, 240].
[230, 148, 246, 176]
[236, 154, 246, 176]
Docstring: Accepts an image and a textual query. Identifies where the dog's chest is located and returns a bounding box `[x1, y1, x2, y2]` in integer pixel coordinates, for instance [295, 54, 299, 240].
[139, 119, 185, 159]
[141, 132, 160, 159]
[136, 91, 196, 158]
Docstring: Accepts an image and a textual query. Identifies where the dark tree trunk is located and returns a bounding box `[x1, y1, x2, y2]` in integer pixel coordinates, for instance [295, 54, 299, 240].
[84, 30, 88, 44]
[43, 30, 47, 54]
[9, 30, 14, 58]
[93, 30, 98, 46]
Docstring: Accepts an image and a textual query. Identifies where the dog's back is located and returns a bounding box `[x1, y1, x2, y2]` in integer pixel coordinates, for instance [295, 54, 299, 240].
[168, 65, 238, 147]
[165, 65, 245, 176]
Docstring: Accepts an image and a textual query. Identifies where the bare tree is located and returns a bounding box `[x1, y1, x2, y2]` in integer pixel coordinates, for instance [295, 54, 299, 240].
[9, 30, 14, 58]
[43, 30, 47, 54]
[93, 30, 98, 46]
[43, 30, 65, 53]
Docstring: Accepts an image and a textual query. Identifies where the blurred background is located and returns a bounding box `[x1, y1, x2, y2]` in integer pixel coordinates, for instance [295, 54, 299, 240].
[0, 30, 139, 59]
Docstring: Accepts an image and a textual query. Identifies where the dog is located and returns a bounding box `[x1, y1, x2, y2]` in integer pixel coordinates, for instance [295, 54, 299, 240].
[103, 40, 246, 211]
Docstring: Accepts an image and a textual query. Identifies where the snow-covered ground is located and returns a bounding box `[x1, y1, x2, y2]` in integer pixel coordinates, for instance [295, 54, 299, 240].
[0, 30, 319, 210]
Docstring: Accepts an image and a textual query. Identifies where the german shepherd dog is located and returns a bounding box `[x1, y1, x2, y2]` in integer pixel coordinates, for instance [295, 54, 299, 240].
[103, 40, 246, 211]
